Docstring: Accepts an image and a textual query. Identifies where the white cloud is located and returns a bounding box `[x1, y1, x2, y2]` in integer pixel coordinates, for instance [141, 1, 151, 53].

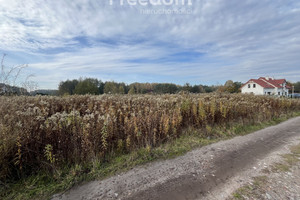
[1, 0, 300, 88]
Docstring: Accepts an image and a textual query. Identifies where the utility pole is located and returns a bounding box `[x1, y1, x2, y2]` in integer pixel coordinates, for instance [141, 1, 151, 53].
[292, 85, 295, 98]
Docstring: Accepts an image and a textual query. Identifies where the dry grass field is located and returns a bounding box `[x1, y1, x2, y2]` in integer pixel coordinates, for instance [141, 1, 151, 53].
[0, 93, 299, 199]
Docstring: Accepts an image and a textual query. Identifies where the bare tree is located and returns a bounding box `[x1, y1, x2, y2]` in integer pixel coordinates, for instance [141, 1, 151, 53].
[0, 54, 37, 95]
[22, 74, 38, 93]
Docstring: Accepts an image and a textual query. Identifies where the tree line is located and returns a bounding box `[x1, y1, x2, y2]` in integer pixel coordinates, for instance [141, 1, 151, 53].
[58, 78, 244, 95]
[291, 82, 300, 93]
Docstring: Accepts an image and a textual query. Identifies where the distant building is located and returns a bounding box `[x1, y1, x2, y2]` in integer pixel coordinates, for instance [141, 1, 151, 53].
[241, 77, 290, 96]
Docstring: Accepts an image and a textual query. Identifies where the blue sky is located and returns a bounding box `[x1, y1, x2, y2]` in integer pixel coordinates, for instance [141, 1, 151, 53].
[1, 0, 300, 89]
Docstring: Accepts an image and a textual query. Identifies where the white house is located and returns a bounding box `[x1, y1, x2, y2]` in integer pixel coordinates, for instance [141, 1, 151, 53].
[241, 77, 290, 96]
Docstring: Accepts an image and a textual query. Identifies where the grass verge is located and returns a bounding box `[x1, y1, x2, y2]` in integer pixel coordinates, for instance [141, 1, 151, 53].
[231, 138, 300, 199]
[231, 176, 269, 200]
[2, 112, 300, 200]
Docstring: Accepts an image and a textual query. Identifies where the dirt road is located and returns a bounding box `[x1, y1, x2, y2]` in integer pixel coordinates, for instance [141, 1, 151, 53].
[53, 117, 300, 200]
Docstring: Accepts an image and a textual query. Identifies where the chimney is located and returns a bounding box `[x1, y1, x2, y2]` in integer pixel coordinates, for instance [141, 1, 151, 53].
[266, 76, 269, 80]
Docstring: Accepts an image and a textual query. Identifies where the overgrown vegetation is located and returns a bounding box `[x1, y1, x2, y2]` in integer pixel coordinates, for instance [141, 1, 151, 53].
[0, 93, 300, 199]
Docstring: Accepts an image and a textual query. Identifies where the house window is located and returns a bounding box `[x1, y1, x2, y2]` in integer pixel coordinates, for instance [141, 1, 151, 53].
[253, 84, 256, 88]
[278, 92, 281, 95]
[248, 84, 250, 88]
[285, 92, 287, 95]
[268, 92, 271, 95]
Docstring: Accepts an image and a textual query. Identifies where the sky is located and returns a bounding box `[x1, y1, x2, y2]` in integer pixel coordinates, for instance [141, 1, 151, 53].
[0, 0, 300, 89]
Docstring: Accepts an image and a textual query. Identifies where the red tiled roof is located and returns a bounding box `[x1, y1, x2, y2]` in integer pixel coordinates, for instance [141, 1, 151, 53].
[252, 79, 275, 88]
[242, 77, 288, 89]
[259, 77, 286, 88]
[241, 79, 274, 89]
[273, 79, 286, 84]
